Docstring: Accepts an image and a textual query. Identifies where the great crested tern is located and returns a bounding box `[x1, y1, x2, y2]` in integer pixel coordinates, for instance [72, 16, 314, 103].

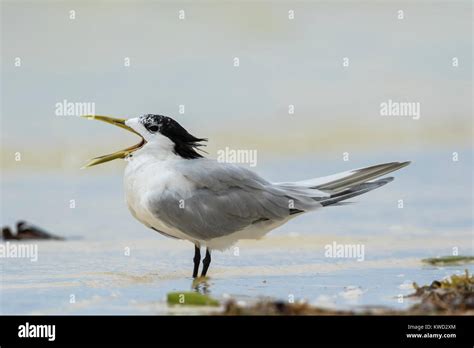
[83, 114, 410, 278]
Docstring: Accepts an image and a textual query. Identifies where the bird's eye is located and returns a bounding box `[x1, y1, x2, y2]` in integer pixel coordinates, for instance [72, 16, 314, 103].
[148, 125, 159, 133]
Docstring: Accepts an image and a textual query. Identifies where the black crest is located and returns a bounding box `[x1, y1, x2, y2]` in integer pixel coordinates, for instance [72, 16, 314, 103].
[140, 114, 207, 159]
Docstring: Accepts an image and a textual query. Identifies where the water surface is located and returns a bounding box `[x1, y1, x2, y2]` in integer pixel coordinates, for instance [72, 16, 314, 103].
[1, 149, 472, 314]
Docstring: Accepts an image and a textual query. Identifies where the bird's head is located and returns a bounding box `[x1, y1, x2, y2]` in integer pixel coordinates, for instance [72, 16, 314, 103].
[82, 114, 206, 167]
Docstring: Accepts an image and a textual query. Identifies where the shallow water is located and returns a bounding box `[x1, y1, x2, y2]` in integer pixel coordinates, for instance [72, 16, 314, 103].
[1, 149, 473, 314]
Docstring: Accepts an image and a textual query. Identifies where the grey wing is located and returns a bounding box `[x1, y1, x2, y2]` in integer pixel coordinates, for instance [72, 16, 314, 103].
[146, 160, 326, 240]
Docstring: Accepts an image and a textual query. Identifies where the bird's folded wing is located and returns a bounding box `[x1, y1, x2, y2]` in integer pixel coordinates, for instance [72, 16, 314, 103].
[145, 160, 322, 240]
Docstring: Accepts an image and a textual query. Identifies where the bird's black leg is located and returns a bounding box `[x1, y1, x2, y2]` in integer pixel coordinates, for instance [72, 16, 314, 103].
[201, 248, 211, 277]
[192, 245, 201, 278]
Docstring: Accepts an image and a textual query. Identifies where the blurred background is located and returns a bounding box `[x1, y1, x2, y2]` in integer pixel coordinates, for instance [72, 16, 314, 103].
[0, 1, 472, 314]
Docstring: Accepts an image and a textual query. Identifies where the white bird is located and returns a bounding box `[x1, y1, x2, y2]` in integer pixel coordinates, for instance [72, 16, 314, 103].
[83, 114, 410, 278]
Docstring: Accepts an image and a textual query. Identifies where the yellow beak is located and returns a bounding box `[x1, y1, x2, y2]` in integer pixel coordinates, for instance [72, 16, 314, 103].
[81, 115, 145, 168]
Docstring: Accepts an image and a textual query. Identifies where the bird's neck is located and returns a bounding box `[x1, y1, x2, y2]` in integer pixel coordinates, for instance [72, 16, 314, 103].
[126, 139, 178, 165]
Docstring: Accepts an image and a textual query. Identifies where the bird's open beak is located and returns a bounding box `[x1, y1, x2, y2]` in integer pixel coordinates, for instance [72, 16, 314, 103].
[81, 115, 146, 168]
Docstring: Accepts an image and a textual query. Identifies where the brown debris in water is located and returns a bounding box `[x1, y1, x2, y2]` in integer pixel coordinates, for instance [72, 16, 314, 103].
[408, 269, 474, 314]
[2, 221, 64, 240]
[222, 300, 354, 315]
[220, 270, 474, 315]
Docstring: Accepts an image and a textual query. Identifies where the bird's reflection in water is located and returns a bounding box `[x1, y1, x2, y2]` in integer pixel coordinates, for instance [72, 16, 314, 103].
[192, 277, 210, 295]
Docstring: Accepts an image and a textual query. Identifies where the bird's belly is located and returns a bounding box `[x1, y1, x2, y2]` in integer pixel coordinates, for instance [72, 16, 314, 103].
[204, 218, 291, 250]
[123, 159, 194, 241]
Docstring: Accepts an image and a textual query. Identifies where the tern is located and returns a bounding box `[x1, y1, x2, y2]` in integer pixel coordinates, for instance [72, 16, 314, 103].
[83, 114, 410, 278]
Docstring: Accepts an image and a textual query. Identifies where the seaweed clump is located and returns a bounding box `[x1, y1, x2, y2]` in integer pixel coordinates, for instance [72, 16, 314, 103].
[422, 256, 474, 266]
[408, 270, 474, 314]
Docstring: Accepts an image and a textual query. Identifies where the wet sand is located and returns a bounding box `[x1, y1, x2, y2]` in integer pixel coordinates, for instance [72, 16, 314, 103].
[1, 233, 472, 315]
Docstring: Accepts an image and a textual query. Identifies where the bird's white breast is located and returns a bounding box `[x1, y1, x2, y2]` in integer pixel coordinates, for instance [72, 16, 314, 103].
[123, 150, 195, 241]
